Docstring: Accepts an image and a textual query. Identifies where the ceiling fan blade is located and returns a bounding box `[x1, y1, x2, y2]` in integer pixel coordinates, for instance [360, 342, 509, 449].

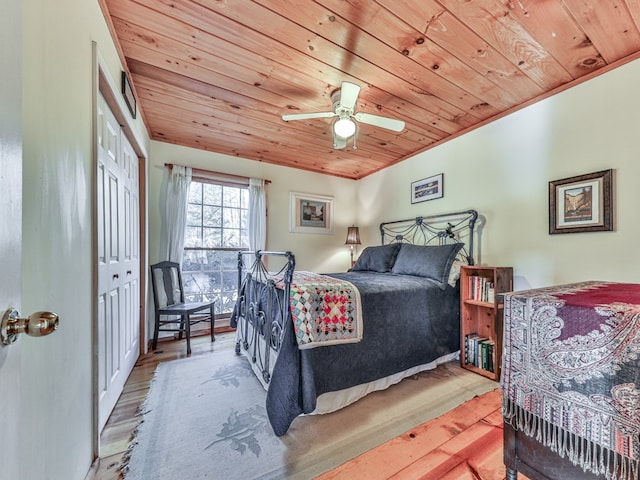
[354, 112, 405, 132]
[282, 111, 336, 121]
[339, 81, 361, 110]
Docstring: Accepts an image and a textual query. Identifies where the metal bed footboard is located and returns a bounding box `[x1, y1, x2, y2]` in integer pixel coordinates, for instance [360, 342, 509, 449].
[234, 250, 295, 386]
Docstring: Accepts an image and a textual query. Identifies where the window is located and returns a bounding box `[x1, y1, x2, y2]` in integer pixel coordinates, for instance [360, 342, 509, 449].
[182, 181, 249, 316]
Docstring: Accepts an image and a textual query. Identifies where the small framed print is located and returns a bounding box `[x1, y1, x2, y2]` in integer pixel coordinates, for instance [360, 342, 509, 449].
[549, 169, 613, 234]
[289, 192, 334, 234]
[411, 173, 443, 204]
[121, 71, 137, 119]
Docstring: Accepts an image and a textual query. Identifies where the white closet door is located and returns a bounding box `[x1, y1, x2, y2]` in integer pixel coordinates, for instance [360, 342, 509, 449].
[121, 134, 140, 377]
[96, 93, 140, 432]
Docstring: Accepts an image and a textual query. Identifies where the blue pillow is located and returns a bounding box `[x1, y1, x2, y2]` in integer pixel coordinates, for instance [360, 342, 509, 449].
[391, 243, 464, 289]
[351, 243, 402, 273]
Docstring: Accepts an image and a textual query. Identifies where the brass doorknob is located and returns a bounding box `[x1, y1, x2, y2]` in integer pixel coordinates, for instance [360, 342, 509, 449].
[1, 309, 59, 345]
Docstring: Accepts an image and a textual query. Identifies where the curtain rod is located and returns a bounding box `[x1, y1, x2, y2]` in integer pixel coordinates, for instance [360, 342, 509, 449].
[164, 163, 271, 185]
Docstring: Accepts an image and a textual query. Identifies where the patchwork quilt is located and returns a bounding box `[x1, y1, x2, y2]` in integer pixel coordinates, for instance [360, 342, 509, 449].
[501, 281, 640, 480]
[278, 271, 362, 349]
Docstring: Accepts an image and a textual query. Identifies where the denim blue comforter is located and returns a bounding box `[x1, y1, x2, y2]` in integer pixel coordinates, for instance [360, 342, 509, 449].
[245, 271, 460, 436]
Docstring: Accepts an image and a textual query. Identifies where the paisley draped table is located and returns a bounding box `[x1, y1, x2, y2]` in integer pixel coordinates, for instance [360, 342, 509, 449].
[501, 281, 640, 480]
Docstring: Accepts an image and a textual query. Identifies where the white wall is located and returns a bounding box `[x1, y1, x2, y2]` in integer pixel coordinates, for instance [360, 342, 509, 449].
[20, 1, 149, 479]
[149, 142, 358, 273]
[359, 59, 640, 291]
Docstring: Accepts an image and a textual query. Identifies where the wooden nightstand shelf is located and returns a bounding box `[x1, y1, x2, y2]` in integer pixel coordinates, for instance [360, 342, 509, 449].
[460, 265, 513, 381]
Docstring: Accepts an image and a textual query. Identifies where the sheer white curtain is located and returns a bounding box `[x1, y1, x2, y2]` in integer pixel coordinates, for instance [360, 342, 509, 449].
[164, 165, 192, 263]
[248, 178, 266, 252]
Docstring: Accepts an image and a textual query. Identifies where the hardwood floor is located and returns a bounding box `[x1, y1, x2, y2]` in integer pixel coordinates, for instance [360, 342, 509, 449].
[93, 332, 527, 480]
[319, 389, 524, 480]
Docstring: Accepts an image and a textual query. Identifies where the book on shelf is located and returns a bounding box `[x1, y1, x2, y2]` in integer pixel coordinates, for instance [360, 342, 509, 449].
[479, 339, 495, 371]
[486, 340, 495, 372]
[464, 332, 477, 364]
[468, 275, 495, 303]
[463, 333, 495, 372]
[487, 288, 495, 303]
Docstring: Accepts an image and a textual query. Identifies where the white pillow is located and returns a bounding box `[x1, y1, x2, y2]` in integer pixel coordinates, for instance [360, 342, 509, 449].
[448, 259, 466, 287]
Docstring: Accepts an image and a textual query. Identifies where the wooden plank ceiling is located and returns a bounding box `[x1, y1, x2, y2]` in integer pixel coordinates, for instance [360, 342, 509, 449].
[100, 0, 640, 180]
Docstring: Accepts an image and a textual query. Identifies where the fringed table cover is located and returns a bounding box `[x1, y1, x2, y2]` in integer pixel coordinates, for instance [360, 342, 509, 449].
[501, 281, 640, 480]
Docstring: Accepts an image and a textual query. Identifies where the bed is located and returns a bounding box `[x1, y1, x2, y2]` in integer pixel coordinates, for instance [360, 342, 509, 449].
[501, 282, 640, 480]
[230, 209, 479, 436]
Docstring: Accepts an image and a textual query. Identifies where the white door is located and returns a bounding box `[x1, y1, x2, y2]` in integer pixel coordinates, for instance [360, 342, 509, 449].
[96, 93, 140, 432]
[0, 125, 22, 480]
[121, 133, 140, 382]
[0, 0, 23, 474]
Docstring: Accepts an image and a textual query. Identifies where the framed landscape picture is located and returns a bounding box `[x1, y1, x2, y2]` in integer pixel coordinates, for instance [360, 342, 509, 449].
[549, 169, 613, 234]
[411, 173, 443, 204]
[289, 192, 334, 234]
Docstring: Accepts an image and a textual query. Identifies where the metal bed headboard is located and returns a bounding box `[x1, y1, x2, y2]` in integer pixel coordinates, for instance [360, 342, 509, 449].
[380, 209, 478, 265]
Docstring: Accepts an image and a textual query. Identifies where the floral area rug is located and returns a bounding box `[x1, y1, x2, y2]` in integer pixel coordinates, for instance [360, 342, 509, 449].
[123, 347, 496, 480]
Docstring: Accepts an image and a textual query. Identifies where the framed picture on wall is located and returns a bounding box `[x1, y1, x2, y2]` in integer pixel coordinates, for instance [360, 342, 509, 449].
[411, 173, 443, 204]
[289, 192, 334, 234]
[121, 71, 137, 119]
[549, 169, 613, 234]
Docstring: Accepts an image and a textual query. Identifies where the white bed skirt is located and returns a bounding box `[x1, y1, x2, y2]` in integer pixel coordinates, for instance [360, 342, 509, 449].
[235, 325, 460, 416]
[309, 350, 460, 415]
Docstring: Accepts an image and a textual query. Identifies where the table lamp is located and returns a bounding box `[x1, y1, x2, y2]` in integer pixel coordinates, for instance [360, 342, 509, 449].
[345, 226, 361, 268]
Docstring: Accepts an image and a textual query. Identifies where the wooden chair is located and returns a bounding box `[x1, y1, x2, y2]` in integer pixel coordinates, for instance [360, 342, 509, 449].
[150, 261, 215, 355]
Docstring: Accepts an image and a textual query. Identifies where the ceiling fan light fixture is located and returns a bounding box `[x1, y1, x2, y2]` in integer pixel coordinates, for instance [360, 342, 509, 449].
[333, 117, 356, 138]
[281, 80, 401, 148]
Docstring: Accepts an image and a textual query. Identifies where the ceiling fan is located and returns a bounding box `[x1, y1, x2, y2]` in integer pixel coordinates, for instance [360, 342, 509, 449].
[281, 81, 405, 150]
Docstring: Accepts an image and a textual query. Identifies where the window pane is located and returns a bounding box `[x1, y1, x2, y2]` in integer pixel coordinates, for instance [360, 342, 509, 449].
[202, 271, 221, 298]
[183, 270, 210, 301]
[221, 251, 238, 271]
[224, 186, 240, 207]
[184, 226, 202, 248]
[239, 233, 248, 249]
[206, 250, 222, 270]
[223, 229, 240, 248]
[203, 205, 221, 227]
[186, 204, 202, 226]
[203, 183, 222, 205]
[240, 209, 248, 229]
[188, 182, 202, 203]
[203, 227, 222, 247]
[223, 208, 240, 229]
[182, 250, 204, 272]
